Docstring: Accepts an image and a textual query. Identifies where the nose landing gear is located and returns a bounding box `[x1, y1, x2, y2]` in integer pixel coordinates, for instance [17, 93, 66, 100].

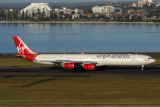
[141, 65, 144, 70]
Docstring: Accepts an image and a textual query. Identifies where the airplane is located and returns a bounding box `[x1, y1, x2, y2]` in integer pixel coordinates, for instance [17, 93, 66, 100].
[13, 36, 156, 70]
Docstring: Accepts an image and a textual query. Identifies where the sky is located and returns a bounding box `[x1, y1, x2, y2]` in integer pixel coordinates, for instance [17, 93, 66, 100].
[0, 0, 141, 3]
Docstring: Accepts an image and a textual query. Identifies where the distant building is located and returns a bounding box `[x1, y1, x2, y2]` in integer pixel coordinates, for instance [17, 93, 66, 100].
[72, 14, 80, 20]
[62, 8, 72, 15]
[92, 6, 101, 13]
[72, 8, 83, 20]
[138, 1, 147, 7]
[114, 8, 122, 14]
[54, 7, 83, 20]
[156, 3, 160, 7]
[147, 0, 153, 3]
[132, 3, 137, 7]
[146, 0, 153, 6]
[20, 3, 52, 18]
[84, 13, 93, 18]
[92, 5, 115, 15]
[127, 9, 136, 15]
[138, 0, 153, 7]
[74, 8, 83, 15]
[3, 9, 16, 20]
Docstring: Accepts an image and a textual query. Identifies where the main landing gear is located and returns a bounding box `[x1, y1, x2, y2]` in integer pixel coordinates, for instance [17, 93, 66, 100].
[141, 65, 144, 70]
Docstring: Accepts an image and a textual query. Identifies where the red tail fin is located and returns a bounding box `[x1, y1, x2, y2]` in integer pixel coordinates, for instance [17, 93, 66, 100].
[13, 36, 36, 55]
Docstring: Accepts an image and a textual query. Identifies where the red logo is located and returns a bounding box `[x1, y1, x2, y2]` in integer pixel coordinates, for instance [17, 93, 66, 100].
[16, 42, 27, 54]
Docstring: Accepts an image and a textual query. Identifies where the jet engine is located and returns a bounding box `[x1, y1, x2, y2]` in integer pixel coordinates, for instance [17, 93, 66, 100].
[63, 63, 75, 69]
[83, 64, 96, 70]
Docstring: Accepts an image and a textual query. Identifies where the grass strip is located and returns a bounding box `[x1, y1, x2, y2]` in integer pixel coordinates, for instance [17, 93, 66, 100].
[0, 76, 160, 105]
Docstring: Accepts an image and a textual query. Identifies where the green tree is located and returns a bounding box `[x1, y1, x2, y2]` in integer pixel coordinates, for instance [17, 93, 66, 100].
[1, 10, 5, 20]
[32, 10, 35, 20]
[13, 10, 18, 20]
[26, 10, 29, 19]
[50, 10, 54, 20]
[42, 8, 45, 19]
[21, 11, 25, 20]
[37, 8, 41, 20]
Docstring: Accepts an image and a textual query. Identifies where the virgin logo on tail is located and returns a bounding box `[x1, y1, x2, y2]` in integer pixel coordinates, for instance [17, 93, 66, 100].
[16, 42, 27, 54]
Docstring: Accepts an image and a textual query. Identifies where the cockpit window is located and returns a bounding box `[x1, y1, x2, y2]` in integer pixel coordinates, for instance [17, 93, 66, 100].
[148, 57, 152, 59]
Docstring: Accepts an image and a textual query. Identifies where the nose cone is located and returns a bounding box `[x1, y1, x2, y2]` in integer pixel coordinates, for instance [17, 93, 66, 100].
[151, 59, 156, 63]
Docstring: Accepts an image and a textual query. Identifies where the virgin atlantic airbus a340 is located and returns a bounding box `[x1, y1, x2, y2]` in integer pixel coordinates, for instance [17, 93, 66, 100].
[13, 36, 155, 70]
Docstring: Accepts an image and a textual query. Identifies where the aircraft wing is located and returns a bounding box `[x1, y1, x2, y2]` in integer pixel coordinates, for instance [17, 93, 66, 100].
[38, 60, 97, 64]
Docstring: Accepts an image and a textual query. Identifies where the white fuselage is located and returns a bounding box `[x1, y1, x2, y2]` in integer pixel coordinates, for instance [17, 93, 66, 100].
[34, 54, 155, 66]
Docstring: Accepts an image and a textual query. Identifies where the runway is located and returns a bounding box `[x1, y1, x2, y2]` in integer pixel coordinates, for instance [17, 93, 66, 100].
[0, 66, 160, 77]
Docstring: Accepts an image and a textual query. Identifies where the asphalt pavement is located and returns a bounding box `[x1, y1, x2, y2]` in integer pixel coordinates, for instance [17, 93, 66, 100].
[0, 66, 160, 77]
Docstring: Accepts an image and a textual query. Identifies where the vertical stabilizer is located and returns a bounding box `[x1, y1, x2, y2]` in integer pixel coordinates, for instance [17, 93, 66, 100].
[13, 36, 36, 55]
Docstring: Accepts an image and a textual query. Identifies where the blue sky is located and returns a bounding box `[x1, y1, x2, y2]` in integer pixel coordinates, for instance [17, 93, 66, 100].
[0, 0, 138, 3]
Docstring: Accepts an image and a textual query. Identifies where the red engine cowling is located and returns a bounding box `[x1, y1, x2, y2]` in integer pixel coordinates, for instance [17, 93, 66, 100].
[63, 63, 75, 69]
[83, 64, 96, 70]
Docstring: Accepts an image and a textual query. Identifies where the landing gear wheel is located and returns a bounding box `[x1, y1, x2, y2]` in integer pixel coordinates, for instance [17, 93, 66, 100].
[141, 65, 144, 70]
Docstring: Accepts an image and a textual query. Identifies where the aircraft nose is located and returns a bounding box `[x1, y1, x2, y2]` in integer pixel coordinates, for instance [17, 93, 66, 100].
[151, 59, 156, 63]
